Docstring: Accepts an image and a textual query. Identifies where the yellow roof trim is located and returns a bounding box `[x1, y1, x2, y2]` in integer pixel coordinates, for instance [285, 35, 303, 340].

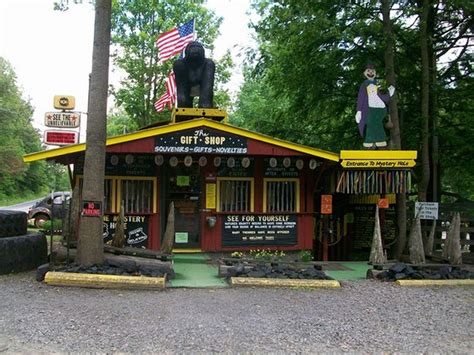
[24, 118, 340, 163]
[340, 150, 418, 160]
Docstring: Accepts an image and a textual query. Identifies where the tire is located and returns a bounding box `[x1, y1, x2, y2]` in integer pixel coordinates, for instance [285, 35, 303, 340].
[0, 210, 28, 238]
[0, 232, 47, 274]
[34, 213, 50, 229]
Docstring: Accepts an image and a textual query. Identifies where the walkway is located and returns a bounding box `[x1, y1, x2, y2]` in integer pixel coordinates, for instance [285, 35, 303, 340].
[323, 261, 372, 280]
[169, 254, 228, 288]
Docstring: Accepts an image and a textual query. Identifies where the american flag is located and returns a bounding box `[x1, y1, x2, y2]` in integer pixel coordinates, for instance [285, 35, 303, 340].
[154, 71, 177, 112]
[156, 19, 195, 64]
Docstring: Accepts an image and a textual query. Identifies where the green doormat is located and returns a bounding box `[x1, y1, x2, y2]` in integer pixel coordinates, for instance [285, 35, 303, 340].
[170, 254, 228, 288]
[324, 262, 371, 281]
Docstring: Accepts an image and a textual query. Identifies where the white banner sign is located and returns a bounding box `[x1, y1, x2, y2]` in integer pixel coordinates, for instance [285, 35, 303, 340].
[415, 202, 439, 220]
[44, 112, 80, 128]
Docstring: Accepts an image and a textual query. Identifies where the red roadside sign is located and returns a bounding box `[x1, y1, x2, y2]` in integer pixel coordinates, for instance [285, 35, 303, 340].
[44, 130, 78, 146]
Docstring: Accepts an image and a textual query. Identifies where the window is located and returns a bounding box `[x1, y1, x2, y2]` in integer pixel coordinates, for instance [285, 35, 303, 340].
[119, 178, 156, 214]
[264, 178, 300, 213]
[77, 177, 115, 214]
[217, 178, 254, 212]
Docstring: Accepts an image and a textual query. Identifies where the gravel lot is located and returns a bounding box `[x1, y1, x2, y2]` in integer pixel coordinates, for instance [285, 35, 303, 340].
[0, 271, 473, 353]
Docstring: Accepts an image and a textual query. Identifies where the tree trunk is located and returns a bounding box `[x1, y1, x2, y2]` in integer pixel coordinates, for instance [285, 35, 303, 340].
[418, 0, 431, 202]
[112, 202, 125, 248]
[76, 0, 111, 266]
[409, 213, 425, 264]
[160, 202, 175, 254]
[370, 205, 386, 264]
[381, 0, 407, 259]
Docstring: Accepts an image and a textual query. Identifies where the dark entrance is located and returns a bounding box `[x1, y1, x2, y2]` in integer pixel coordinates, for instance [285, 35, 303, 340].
[163, 164, 201, 248]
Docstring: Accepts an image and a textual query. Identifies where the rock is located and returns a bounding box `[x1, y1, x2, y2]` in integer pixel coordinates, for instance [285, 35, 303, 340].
[36, 263, 50, 282]
[247, 270, 266, 278]
[389, 263, 407, 274]
[394, 273, 406, 280]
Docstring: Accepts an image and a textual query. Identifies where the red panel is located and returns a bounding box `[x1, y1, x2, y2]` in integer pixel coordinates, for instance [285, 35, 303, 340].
[247, 139, 302, 156]
[107, 137, 155, 153]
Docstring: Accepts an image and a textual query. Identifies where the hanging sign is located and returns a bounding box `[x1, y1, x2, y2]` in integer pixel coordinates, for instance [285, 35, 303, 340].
[206, 183, 216, 209]
[44, 130, 78, 145]
[44, 112, 81, 128]
[321, 195, 333, 214]
[415, 202, 439, 220]
[222, 214, 297, 247]
[378, 198, 389, 209]
[53, 95, 75, 110]
[81, 201, 102, 217]
[103, 214, 149, 248]
[154, 127, 248, 154]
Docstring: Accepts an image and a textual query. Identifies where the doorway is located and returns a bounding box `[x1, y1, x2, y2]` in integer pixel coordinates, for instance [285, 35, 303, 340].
[163, 164, 201, 248]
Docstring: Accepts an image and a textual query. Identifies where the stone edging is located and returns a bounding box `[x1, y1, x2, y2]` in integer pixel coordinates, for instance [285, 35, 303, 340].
[230, 277, 341, 288]
[395, 279, 474, 287]
[44, 271, 166, 289]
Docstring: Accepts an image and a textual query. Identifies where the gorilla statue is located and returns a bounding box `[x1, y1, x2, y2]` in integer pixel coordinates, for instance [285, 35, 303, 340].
[173, 41, 215, 108]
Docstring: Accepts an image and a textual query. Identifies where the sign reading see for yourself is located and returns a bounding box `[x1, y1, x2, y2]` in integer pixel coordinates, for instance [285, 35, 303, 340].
[222, 214, 297, 246]
[155, 127, 248, 154]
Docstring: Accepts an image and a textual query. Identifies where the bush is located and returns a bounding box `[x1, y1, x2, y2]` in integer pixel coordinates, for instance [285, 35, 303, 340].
[299, 250, 313, 262]
[41, 219, 62, 234]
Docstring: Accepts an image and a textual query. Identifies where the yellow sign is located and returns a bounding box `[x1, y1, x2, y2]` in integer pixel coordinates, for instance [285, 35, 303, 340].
[206, 183, 216, 209]
[341, 159, 415, 168]
[54, 95, 75, 110]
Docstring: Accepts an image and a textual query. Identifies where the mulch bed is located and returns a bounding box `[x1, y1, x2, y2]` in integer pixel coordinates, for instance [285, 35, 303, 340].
[225, 262, 334, 280]
[376, 262, 474, 281]
[55, 259, 168, 278]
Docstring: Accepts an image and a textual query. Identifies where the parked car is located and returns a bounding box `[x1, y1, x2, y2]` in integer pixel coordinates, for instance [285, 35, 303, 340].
[28, 192, 71, 228]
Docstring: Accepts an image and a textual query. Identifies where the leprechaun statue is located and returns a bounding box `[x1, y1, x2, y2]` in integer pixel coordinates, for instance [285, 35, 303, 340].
[355, 64, 395, 149]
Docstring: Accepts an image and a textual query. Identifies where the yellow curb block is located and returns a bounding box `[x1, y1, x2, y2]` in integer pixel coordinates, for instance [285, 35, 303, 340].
[44, 272, 166, 289]
[231, 277, 341, 288]
[395, 279, 474, 287]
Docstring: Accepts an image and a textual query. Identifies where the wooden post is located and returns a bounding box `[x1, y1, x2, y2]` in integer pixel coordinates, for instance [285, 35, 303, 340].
[423, 219, 436, 257]
[370, 205, 385, 264]
[112, 202, 125, 248]
[449, 213, 462, 265]
[160, 202, 175, 254]
[409, 212, 425, 264]
[322, 215, 329, 262]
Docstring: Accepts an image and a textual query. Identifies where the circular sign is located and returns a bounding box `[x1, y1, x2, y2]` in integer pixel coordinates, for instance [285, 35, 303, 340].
[309, 159, 318, 170]
[227, 157, 235, 168]
[110, 155, 119, 166]
[269, 157, 278, 168]
[283, 157, 291, 168]
[169, 156, 178, 167]
[125, 154, 134, 165]
[213, 157, 221, 167]
[296, 159, 304, 170]
[154, 155, 164, 166]
[198, 156, 207, 167]
[241, 157, 250, 168]
[184, 155, 193, 167]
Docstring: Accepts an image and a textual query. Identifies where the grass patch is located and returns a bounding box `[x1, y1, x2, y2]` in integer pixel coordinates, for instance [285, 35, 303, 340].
[0, 190, 48, 207]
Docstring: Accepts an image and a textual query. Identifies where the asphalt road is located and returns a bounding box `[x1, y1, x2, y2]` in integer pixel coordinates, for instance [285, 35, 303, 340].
[0, 272, 473, 353]
[0, 198, 42, 213]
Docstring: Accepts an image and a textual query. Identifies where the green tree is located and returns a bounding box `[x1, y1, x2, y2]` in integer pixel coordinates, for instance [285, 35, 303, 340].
[110, 0, 232, 128]
[0, 57, 49, 199]
[107, 107, 138, 136]
[235, 0, 473, 200]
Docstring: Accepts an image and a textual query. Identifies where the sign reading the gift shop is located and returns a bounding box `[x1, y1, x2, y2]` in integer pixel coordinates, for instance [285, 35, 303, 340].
[154, 128, 248, 154]
[222, 214, 297, 246]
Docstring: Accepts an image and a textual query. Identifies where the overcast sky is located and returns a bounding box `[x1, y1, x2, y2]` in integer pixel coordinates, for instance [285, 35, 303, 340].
[0, 0, 256, 142]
